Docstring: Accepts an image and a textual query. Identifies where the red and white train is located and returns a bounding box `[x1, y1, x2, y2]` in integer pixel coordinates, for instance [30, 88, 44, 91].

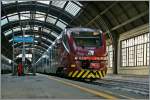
[37, 28, 108, 81]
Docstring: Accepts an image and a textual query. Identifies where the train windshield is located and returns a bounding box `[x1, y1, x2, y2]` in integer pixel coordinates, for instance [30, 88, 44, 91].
[72, 31, 102, 48]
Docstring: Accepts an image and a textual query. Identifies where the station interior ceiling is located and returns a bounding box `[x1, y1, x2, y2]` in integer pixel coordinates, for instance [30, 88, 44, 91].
[1, 1, 149, 68]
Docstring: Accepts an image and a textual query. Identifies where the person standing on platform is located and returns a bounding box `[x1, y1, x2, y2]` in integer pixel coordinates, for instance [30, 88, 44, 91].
[18, 63, 23, 76]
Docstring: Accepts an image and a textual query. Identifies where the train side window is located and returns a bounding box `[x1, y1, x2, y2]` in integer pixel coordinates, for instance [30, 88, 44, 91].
[63, 34, 70, 52]
[99, 33, 102, 47]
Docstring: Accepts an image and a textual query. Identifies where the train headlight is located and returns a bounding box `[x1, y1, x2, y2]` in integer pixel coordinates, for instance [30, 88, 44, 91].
[88, 50, 94, 56]
[71, 64, 76, 67]
[75, 57, 78, 60]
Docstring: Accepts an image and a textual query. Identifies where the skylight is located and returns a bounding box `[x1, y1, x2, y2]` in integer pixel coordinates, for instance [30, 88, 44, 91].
[46, 16, 57, 24]
[47, 39, 53, 43]
[35, 35, 40, 38]
[17, 54, 32, 58]
[59, 19, 68, 25]
[2, 1, 16, 4]
[43, 28, 51, 33]
[73, 1, 83, 7]
[20, 11, 30, 14]
[37, 1, 50, 5]
[22, 25, 30, 30]
[23, 35, 33, 37]
[9, 39, 13, 43]
[1, 18, 8, 26]
[42, 37, 47, 40]
[56, 21, 66, 29]
[51, 1, 66, 8]
[51, 31, 59, 38]
[35, 40, 38, 43]
[35, 14, 45, 21]
[65, 1, 81, 16]
[8, 15, 19, 22]
[7, 13, 18, 17]
[13, 27, 21, 32]
[34, 26, 39, 31]
[20, 13, 30, 20]
[18, 1, 27, 3]
[4, 30, 13, 36]
[36, 11, 46, 15]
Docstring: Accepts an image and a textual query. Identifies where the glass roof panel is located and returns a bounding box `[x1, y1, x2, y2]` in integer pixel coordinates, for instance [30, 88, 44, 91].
[2, 1, 16, 4]
[36, 11, 46, 15]
[65, 1, 81, 16]
[43, 28, 51, 33]
[13, 27, 21, 32]
[20, 11, 30, 14]
[9, 39, 13, 43]
[4, 30, 13, 36]
[46, 16, 57, 24]
[7, 13, 18, 17]
[18, 1, 27, 3]
[59, 19, 68, 25]
[73, 1, 83, 7]
[17, 54, 32, 58]
[22, 25, 30, 30]
[51, 1, 66, 8]
[1, 18, 8, 26]
[35, 13, 45, 21]
[20, 13, 30, 20]
[23, 35, 33, 37]
[47, 39, 53, 43]
[51, 31, 59, 38]
[35, 40, 38, 43]
[34, 26, 39, 31]
[8, 15, 19, 22]
[48, 14, 57, 19]
[2, 16, 6, 19]
[37, 1, 50, 5]
[56, 21, 66, 29]
[35, 35, 40, 38]
[42, 37, 47, 40]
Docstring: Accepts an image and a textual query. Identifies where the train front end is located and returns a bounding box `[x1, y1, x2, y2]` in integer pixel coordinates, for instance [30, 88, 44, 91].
[65, 28, 107, 80]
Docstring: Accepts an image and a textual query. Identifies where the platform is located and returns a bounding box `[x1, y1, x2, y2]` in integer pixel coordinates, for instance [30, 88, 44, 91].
[1, 74, 149, 99]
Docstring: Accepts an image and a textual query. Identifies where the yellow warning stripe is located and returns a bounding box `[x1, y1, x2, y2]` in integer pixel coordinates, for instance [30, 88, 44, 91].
[95, 71, 100, 78]
[72, 71, 79, 77]
[68, 71, 73, 77]
[48, 76, 120, 99]
[98, 71, 103, 78]
[87, 73, 95, 78]
[82, 70, 90, 78]
[77, 70, 84, 78]
[69, 70, 106, 79]
[102, 70, 106, 77]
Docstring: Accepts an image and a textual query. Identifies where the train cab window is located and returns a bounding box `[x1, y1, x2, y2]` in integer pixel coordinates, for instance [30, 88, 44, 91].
[72, 31, 102, 48]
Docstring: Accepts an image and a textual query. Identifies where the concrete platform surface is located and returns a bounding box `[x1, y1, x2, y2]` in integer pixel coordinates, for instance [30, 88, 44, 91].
[1, 74, 101, 99]
[1, 74, 149, 99]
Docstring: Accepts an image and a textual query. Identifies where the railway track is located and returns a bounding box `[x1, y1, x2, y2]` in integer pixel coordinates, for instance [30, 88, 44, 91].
[87, 79, 149, 96]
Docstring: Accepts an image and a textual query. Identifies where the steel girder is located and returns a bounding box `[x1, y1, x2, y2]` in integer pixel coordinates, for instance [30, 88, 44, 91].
[2, 1, 74, 24]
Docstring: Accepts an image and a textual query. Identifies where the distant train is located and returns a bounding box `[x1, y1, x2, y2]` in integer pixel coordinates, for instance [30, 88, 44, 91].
[36, 28, 108, 81]
[1, 55, 13, 74]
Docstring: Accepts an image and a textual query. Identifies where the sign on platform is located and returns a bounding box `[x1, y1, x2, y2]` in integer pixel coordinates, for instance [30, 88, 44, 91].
[14, 36, 33, 42]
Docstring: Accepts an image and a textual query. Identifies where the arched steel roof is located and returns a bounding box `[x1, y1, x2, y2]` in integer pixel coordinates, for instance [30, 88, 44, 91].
[2, 19, 62, 34]
[1, 1, 148, 61]
[1, 1, 84, 59]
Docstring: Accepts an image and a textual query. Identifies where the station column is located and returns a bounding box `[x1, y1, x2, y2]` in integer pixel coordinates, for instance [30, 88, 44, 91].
[112, 33, 119, 74]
